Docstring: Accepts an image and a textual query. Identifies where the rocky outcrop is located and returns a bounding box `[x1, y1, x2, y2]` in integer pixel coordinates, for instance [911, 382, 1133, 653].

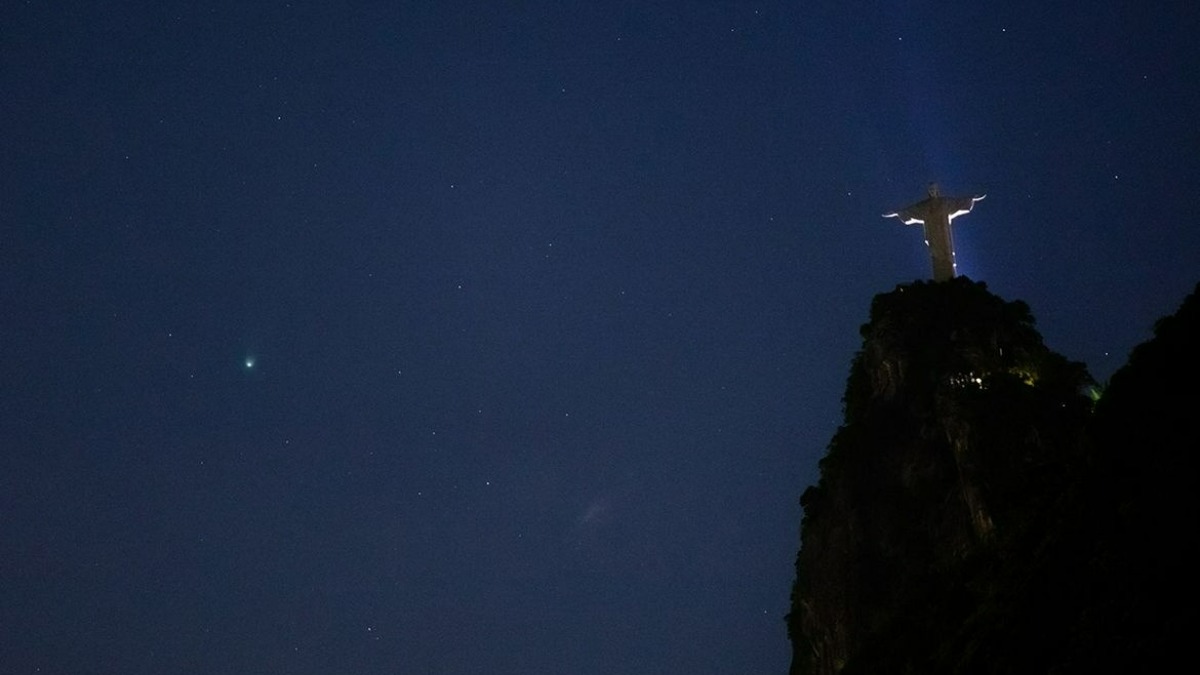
[787, 278, 1094, 675]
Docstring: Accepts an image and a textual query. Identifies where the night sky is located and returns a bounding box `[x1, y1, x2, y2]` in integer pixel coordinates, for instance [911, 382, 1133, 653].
[3, 2, 1198, 673]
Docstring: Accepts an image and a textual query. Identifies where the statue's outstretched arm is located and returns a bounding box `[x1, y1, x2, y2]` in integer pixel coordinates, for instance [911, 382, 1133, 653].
[883, 211, 922, 225]
[945, 194, 985, 220]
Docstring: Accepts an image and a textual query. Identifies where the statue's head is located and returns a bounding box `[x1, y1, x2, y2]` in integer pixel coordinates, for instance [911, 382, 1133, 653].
[927, 182, 940, 198]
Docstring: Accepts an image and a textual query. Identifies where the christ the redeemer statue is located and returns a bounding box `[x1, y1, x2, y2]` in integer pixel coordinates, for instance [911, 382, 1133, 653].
[884, 183, 985, 281]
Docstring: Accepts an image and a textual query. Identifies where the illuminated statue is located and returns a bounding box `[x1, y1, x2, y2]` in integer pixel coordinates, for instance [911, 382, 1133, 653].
[884, 183, 986, 281]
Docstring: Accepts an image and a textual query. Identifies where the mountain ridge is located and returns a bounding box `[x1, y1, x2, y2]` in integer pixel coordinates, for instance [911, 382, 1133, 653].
[787, 277, 1198, 674]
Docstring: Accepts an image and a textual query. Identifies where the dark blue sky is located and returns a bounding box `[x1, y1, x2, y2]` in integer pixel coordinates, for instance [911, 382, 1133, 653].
[3, 2, 1198, 673]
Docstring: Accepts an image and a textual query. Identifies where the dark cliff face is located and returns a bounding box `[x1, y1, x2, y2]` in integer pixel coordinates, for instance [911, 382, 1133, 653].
[788, 278, 1093, 675]
[1060, 282, 1200, 674]
[788, 279, 1200, 675]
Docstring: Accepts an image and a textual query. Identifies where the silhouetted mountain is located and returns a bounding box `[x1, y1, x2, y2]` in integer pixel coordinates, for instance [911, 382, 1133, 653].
[787, 278, 1199, 674]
